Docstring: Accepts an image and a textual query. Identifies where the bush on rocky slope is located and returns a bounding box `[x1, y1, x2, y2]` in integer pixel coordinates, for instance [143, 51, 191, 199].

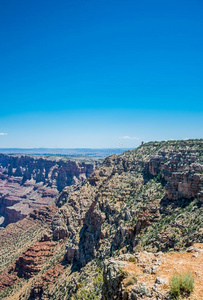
[170, 272, 194, 299]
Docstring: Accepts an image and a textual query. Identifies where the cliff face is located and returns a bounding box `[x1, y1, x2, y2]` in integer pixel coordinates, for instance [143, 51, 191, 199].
[145, 151, 203, 202]
[57, 140, 203, 270]
[0, 140, 202, 300]
[0, 154, 98, 227]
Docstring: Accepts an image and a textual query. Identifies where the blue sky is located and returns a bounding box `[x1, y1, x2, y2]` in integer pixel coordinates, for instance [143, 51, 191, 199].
[0, 0, 203, 148]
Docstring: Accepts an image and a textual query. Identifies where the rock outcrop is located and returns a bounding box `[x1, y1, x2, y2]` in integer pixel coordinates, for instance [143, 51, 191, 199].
[103, 244, 203, 300]
[103, 259, 129, 300]
[15, 241, 57, 278]
[145, 152, 203, 202]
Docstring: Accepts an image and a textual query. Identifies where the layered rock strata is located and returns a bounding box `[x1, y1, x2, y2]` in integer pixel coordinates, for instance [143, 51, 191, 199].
[0, 154, 98, 226]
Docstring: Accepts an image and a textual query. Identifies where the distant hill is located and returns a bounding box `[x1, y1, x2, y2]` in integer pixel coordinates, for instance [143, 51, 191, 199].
[0, 148, 130, 157]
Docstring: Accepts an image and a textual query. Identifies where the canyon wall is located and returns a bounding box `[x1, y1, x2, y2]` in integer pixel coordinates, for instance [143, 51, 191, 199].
[0, 140, 202, 300]
[0, 154, 98, 227]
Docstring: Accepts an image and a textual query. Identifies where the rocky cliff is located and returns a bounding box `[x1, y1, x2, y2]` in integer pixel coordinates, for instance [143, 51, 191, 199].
[58, 140, 203, 270]
[0, 140, 202, 300]
[0, 154, 98, 227]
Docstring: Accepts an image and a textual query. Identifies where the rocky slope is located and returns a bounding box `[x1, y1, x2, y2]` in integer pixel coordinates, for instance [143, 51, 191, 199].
[0, 154, 98, 227]
[103, 244, 203, 300]
[0, 140, 202, 300]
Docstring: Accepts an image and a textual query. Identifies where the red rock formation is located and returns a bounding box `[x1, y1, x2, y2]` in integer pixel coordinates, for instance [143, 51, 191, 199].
[29, 264, 64, 299]
[15, 241, 57, 278]
[0, 270, 18, 292]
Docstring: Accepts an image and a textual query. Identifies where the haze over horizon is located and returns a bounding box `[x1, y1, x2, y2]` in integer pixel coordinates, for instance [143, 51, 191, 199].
[1, 0, 203, 148]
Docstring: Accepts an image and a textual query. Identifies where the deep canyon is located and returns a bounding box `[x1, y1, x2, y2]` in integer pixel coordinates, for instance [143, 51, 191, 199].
[0, 154, 98, 227]
[0, 140, 202, 300]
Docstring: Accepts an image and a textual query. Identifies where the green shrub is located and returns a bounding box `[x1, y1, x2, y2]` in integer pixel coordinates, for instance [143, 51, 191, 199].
[118, 267, 128, 278]
[128, 256, 137, 263]
[125, 275, 137, 286]
[170, 272, 194, 299]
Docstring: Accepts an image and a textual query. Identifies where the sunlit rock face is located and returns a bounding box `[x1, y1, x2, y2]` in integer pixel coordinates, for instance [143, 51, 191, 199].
[0, 154, 98, 227]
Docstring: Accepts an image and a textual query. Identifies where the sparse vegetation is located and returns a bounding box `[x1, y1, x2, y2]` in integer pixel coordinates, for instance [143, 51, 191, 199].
[170, 272, 194, 299]
[125, 275, 137, 286]
[72, 268, 103, 300]
[127, 256, 137, 263]
[118, 267, 128, 278]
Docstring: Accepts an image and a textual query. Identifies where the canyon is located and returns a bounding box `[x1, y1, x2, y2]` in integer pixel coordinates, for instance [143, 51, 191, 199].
[0, 154, 98, 227]
[0, 140, 202, 300]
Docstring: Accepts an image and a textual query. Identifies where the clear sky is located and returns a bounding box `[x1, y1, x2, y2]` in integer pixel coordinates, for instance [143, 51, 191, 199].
[0, 0, 202, 148]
